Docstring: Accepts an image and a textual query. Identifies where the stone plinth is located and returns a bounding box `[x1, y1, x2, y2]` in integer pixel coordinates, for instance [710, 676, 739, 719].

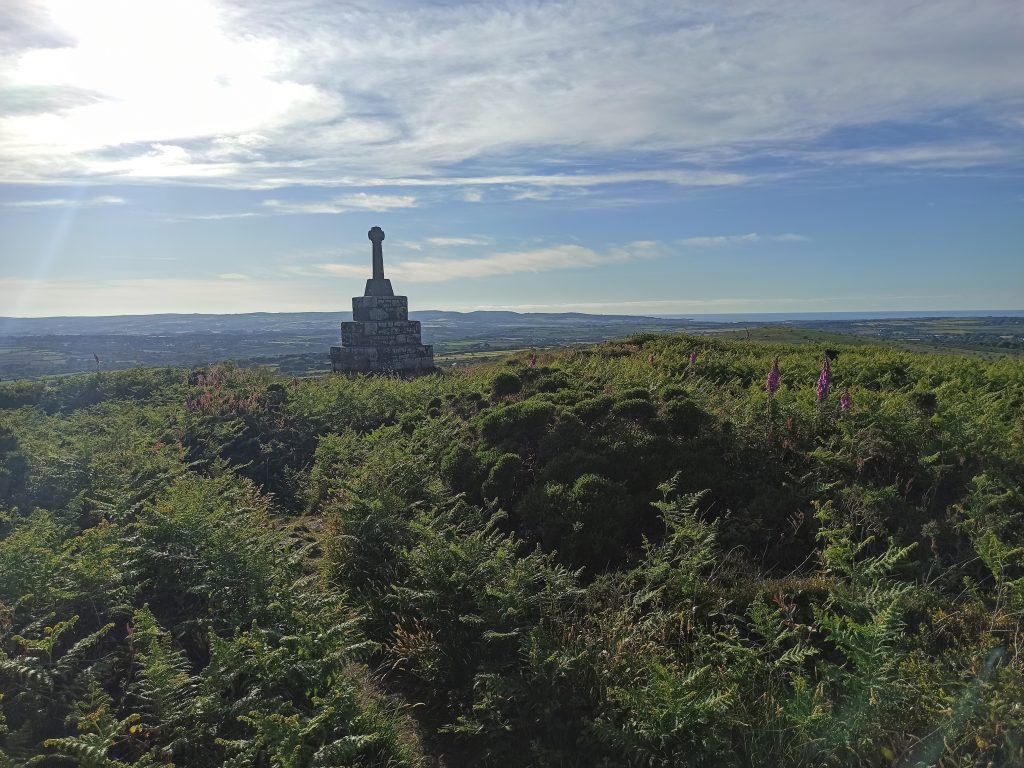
[352, 295, 408, 321]
[331, 295, 434, 374]
[330, 343, 435, 373]
[364, 277, 394, 297]
[341, 319, 424, 347]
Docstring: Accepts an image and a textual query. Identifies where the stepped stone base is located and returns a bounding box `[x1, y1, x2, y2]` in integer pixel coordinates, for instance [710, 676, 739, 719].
[331, 294, 434, 374]
[341, 320, 424, 347]
[330, 343, 435, 373]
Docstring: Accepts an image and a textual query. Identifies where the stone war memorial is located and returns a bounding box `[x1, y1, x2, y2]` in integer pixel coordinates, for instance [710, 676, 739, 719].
[330, 226, 435, 374]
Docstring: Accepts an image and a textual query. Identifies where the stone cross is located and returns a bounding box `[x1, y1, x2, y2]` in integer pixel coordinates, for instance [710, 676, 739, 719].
[369, 226, 385, 280]
[364, 226, 394, 297]
[332, 226, 433, 372]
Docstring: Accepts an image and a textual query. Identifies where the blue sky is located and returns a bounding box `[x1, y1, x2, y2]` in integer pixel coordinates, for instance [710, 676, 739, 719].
[1, 0, 1022, 317]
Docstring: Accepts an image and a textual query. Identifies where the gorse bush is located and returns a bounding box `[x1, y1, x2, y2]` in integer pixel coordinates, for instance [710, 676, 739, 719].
[0, 333, 1022, 766]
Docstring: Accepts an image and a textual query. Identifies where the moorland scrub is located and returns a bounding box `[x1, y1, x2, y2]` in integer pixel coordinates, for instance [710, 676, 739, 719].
[1, 334, 1021, 766]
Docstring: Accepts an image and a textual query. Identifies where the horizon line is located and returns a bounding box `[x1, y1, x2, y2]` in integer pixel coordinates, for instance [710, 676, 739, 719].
[2, 308, 1023, 322]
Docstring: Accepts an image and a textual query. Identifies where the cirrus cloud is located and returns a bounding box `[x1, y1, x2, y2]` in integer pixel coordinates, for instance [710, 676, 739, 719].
[3, 194, 125, 208]
[425, 236, 492, 247]
[319, 241, 661, 283]
[0, 0, 1020, 194]
[681, 233, 808, 246]
[261, 193, 418, 214]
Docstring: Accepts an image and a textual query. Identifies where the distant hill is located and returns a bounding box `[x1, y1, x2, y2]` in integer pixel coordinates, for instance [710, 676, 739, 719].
[0, 310, 693, 336]
[0, 310, 698, 379]
[1, 311, 1021, 380]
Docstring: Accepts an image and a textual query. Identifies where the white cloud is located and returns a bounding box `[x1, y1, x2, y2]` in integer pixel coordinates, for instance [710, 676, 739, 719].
[814, 142, 1021, 169]
[319, 241, 659, 283]
[4, 194, 125, 207]
[680, 233, 807, 246]
[511, 189, 558, 201]
[163, 211, 260, 221]
[341, 193, 418, 211]
[218, 273, 249, 280]
[261, 199, 343, 215]
[262, 193, 417, 214]
[263, 170, 751, 192]
[682, 233, 759, 247]
[424, 237, 491, 247]
[1, 0, 1020, 189]
[1, 1, 324, 176]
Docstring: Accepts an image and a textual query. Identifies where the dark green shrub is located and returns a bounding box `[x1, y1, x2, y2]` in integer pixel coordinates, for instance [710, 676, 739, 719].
[0, 380, 45, 409]
[536, 371, 569, 393]
[482, 452, 524, 504]
[610, 397, 657, 421]
[441, 444, 483, 494]
[912, 390, 938, 411]
[517, 473, 634, 570]
[478, 399, 558, 445]
[661, 399, 704, 437]
[572, 395, 617, 424]
[491, 372, 523, 399]
[0, 425, 27, 505]
[539, 411, 585, 456]
[538, 447, 609, 484]
[659, 384, 689, 401]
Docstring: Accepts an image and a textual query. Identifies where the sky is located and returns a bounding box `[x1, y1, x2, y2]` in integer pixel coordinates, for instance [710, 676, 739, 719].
[0, 0, 1022, 317]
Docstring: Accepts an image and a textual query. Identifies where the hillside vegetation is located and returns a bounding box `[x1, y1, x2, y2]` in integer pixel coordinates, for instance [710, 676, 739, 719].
[0, 334, 1022, 766]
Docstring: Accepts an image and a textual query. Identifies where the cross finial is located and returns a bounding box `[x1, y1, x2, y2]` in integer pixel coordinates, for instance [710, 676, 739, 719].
[368, 226, 385, 280]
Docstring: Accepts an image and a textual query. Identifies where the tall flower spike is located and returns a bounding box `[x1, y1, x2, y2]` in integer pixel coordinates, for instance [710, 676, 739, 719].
[840, 388, 852, 412]
[816, 355, 832, 403]
[689, 349, 698, 366]
[766, 356, 781, 396]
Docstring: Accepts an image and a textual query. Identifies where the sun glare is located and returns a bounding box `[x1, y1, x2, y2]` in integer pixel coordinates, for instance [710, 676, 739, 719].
[10, 0, 314, 159]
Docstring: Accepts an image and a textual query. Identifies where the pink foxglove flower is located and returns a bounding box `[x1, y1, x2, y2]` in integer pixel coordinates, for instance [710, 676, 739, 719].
[816, 356, 832, 403]
[840, 388, 852, 412]
[765, 357, 781, 396]
[689, 349, 698, 365]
